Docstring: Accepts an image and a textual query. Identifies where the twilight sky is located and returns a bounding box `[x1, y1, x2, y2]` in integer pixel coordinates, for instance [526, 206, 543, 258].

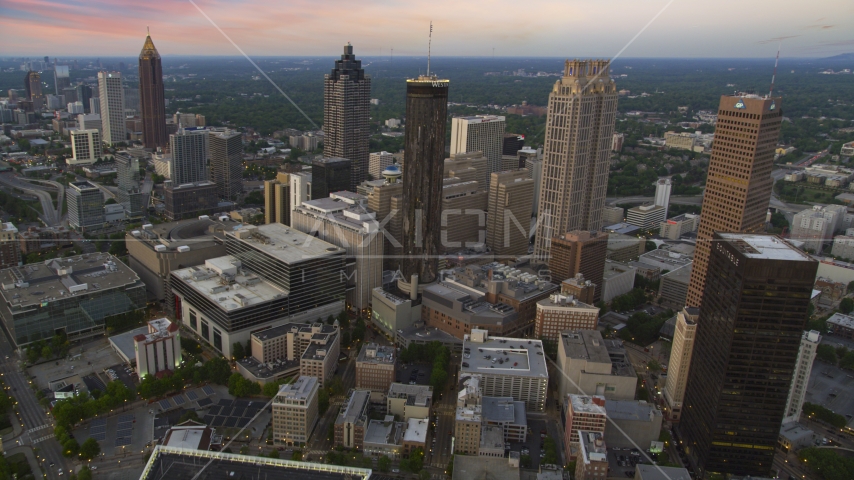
[1, 0, 852, 58]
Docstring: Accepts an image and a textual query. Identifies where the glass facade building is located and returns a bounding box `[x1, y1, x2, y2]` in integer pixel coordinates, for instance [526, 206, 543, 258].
[0, 254, 146, 347]
[679, 233, 817, 477]
[68, 181, 105, 230]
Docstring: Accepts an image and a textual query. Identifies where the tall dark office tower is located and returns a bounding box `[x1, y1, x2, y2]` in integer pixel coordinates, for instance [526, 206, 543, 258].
[311, 157, 351, 199]
[24, 71, 42, 100]
[399, 76, 449, 289]
[54, 66, 70, 94]
[679, 233, 817, 477]
[138, 32, 168, 150]
[76, 84, 93, 113]
[686, 95, 782, 309]
[323, 44, 370, 191]
[210, 131, 244, 200]
[115, 152, 145, 218]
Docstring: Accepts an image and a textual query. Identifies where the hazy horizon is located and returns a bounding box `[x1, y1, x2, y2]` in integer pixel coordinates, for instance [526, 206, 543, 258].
[2, 0, 852, 58]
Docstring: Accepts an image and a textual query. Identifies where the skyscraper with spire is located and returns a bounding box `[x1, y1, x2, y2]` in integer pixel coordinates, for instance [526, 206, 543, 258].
[323, 44, 370, 191]
[139, 30, 168, 150]
[533, 60, 618, 264]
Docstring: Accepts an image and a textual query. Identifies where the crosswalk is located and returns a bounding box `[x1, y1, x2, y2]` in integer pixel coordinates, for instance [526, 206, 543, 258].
[32, 433, 55, 444]
[27, 424, 50, 434]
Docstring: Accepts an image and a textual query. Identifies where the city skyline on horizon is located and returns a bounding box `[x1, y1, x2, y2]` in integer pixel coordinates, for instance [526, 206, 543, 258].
[1, 0, 852, 58]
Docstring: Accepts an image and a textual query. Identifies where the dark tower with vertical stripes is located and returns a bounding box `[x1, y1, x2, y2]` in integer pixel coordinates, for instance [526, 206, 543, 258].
[139, 32, 168, 150]
[399, 76, 449, 291]
[323, 44, 370, 191]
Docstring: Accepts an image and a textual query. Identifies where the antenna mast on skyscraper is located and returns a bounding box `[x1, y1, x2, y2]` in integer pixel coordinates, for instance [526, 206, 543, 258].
[427, 21, 433, 77]
[768, 42, 781, 98]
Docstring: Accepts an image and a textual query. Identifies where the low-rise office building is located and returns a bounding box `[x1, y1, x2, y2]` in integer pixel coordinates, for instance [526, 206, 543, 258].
[658, 264, 692, 309]
[560, 274, 596, 305]
[356, 343, 396, 398]
[637, 249, 693, 272]
[239, 322, 339, 386]
[163, 181, 223, 221]
[556, 330, 637, 402]
[575, 430, 608, 480]
[363, 416, 407, 458]
[827, 312, 854, 340]
[272, 375, 319, 446]
[565, 395, 607, 461]
[334, 389, 371, 450]
[534, 293, 599, 345]
[659, 214, 700, 240]
[626, 204, 666, 231]
[134, 318, 181, 378]
[387, 383, 433, 421]
[126, 218, 235, 304]
[606, 233, 645, 262]
[0, 254, 146, 348]
[0, 222, 21, 269]
[602, 260, 636, 302]
[603, 400, 663, 450]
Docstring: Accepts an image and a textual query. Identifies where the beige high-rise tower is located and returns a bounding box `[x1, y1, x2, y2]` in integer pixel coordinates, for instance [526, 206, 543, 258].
[264, 172, 291, 225]
[533, 60, 617, 263]
[663, 307, 698, 422]
[685, 94, 783, 308]
[486, 169, 534, 259]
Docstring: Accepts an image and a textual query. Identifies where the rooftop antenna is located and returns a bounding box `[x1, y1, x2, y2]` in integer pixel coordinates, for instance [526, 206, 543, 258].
[147, 26, 149, 35]
[427, 21, 433, 77]
[768, 42, 781, 98]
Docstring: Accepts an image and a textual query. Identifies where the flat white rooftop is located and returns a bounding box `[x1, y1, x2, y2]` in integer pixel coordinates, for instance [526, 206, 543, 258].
[229, 223, 345, 264]
[403, 418, 428, 443]
[460, 334, 548, 379]
[718, 233, 814, 262]
[173, 256, 287, 311]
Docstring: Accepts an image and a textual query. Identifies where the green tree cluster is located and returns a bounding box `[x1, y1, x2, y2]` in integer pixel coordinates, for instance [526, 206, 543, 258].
[400, 447, 424, 473]
[840, 298, 854, 314]
[618, 309, 673, 345]
[816, 344, 838, 365]
[377, 455, 391, 472]
[137, 356, 231, 399]
[399, 341, 452, 392]
[798, 447, 854, 480]
[542, 437, 558, 465]
[52, 381, 136, 431]
[228, 373, 262, 397]
[610, 288, 648, 313]
[802, 402, 847, 428]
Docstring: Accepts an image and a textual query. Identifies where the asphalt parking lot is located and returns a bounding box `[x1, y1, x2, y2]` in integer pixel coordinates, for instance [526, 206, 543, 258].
[105, 364, 137, 391]
[396, 364, 432, 386]
[607, 447, 642, 478]
[506, 417, 547, 469]
[802, 354, 854, 428]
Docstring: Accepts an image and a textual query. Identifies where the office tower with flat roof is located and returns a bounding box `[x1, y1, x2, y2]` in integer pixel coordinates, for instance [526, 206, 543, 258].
[679, 233, 817, 477]
[115, 152, 145, 218]
[264, 172, 291, 225]
[486, 169, 534, 258]
[24, 71, 42, 100]
[369, 151, 395, 180]
[400, 76, 449, 291]
[290, 172, 312, 225]
[291, 192, 383, 311]
[311, 157, 351, 200]
[355, 343, 396, 395]
[450, 115, 506, 185]
[782, 330, 821, 424]
[654, 178, 672, 218]
[534, 294, 599, 345]
[0, 223, 21, 269]
[163, 182, 219, 221]
[440, 178, 487, 252]
[77, 84, 93, 113]
[210, 130, 243, 200]
[662, 307, 698, 422]
[444, 152, 488, 194]
[685, 95, 783, 309]
[548, 230, 608, 302]
[98, 71, 126, 145]
[67, 181, 105, 230]
[169, 128, 208, 185]
[533, 60, 617, 263]
[362, 165, 403, 267]
[324, 44, 370, 191]
[139, 32, 168, 150]
[565, 395, 606, 461]
[502, 133, 525, 156]
[170, 224, 346, 358]
[69, 129, 102, 166]
[272, 376, 319, 446]
[54, 65, 70, 94]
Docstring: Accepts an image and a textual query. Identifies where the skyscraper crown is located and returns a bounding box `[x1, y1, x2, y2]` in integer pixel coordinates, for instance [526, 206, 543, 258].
[140, 34, 160, 60]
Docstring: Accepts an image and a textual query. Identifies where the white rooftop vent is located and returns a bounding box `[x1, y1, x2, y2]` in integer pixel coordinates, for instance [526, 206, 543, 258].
[177, 246, 190, 253]
[131, 230, 141, 237]
[142, 224, 154, 230]
[154, 245, 167, 252]
[199, 215, 210, 220]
